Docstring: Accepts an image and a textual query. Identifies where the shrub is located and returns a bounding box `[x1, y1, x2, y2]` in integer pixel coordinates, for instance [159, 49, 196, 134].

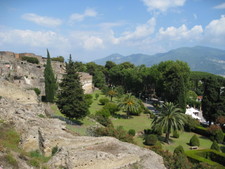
[96, 108, 110, 118]
[95, 114, 113, 127]
[51, 56, 64, 62]
[95, 108, 112, 126]
[29, 159, 40, 167]
[38, 114, 45, 118]
[4, 153, 18, 167]
[210, 141, 220, 151]
[103, 102, 119, 115]
[154, 141, 162, 149]
[184, 115, 200, 132]
[33, 88, 41, 96]
[174, 145, 185, 155]
[95, 93, 99, 100]
[215, 130, 224, 143]
[207, 125, 221, 136]
[145, 134, 158, 146]
[52, 146, 59, 156]
[99, 97, 109, 105]
[190, 135, 200, 146]
[173, 130, 179, 138]
[94, 125, 134, 143]
[144, 129, 162, 136]
[84, 94, 93, 107]
[128, 129, 136, 136]
[21, 56, 39, 64]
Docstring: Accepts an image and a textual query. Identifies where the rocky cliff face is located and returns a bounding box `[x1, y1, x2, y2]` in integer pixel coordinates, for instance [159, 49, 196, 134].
[0, 81, 165, 169]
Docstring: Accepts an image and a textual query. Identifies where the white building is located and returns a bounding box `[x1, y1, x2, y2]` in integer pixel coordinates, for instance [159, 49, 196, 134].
[185, 107, 206, 123]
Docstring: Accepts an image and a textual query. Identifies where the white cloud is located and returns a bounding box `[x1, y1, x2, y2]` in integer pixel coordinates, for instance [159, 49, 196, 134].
[69, 8, 97, 23]
[0, 29, 69, 49]
[141, 0, 186, 12]
[111, 17, 156, 44]
[69, 31, 104, 50]
[214, 2, 225, 9]
[83, 36, 104, 50]
[158, 24, 203, 40]
[22, 13, 62, 27]
[205, 15, 225, 43]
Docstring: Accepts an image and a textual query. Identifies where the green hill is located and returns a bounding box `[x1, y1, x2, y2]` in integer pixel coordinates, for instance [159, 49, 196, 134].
[93, 46, 225, 76]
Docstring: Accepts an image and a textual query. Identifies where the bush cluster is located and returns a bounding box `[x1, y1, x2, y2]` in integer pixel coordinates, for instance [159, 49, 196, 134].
[99, 97, 110, 105]
[173, 130, 179, 138]
[94, 125, 134, 143]
[174, 145, 185, 155]
[21, 56, 39, 64]
[51, 56, 64, 62]
[128, 129, 136, 136]
[144, 134, 158, 146]
[95, 108, 112, 126]
[103, 102, 119, 115]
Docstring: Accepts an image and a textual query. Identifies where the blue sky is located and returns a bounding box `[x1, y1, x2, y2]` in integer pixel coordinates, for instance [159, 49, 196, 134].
[0, 0, 225, 62]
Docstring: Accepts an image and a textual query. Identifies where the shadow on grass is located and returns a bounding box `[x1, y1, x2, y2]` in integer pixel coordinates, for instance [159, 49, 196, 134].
[52, 115, 83, 125]
[158, 136, 175, 144]
[198, 135, 210, 140]
[112, 113, 129, 119]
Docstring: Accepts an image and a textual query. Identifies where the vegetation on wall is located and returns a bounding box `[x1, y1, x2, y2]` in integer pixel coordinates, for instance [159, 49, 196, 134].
[21, 56, 39, 64]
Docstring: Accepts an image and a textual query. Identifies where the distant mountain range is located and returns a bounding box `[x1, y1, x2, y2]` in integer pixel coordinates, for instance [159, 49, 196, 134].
[93, 46, 225, 76]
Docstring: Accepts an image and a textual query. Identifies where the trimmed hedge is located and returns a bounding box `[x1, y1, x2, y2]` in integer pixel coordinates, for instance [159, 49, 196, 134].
[192, 126, 210, 137]
[186, 149, 225, 168]
[211, 141, 220, 151]
[190, 135, 200, 146]
[174, 145, 185, 155]
[192, 126, 225, 142]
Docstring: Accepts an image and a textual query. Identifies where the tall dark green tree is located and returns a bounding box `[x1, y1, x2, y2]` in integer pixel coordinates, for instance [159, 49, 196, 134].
[202, 77, 221, 125]
[57, 55, 89, 120]
[156, 61, 190, 111]
[44, 49, 57, 102]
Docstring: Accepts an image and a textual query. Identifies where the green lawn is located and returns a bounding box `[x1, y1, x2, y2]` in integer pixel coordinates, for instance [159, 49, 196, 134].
[88, 90, 105, 114]
[51, 94, 219, 154]
[112, 113, 151, 132]
[162, 131, 218, 152]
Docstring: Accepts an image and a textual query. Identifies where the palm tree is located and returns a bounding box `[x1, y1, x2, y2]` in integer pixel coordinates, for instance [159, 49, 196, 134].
[118, 93, 140, 118]
[152, 102, 187, 143]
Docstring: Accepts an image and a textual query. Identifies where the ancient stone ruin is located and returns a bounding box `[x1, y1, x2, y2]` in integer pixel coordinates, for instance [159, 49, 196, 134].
[0, 51, 94, 95]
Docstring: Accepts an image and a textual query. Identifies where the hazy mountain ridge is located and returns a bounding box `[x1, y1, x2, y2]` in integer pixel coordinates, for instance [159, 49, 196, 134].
[93, 46, 225, 75]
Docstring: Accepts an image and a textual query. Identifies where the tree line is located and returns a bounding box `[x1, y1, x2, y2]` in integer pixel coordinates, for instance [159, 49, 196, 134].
[44, 51, 225, 124]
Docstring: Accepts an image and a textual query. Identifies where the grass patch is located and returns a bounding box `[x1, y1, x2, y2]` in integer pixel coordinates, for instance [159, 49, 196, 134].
[66, 117, 97, 136]
[51, 104, 65, 117]
[89, 90, 105, 114]
[38, 114, 45, 118]
[4, 153, 19, 168]
[112, 113, 151, 132]
[0, 123, 20, 152]
[28, 150, 51, 167]
[162, 132, 216, 152]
